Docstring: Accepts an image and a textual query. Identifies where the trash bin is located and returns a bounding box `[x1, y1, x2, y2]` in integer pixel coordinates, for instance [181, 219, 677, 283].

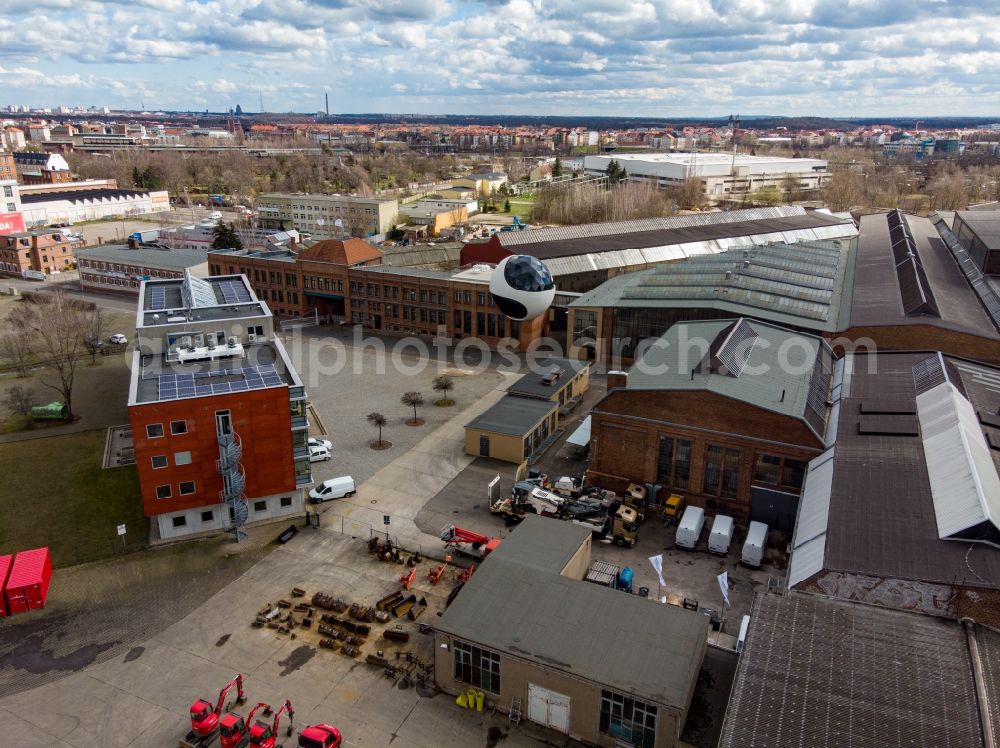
[638, 587, 649, 598]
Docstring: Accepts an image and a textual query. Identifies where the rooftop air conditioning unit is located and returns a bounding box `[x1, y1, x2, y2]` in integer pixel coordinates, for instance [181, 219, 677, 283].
[228, 336, 238, 348]
[248, 332, 258, 343]
[180, 336, 192, 349]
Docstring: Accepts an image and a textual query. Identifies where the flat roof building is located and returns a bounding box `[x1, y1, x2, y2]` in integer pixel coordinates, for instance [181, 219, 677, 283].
[255, 192, 399, 237]
[464, 396, 558, 463]
[128, 272, 311, 541]
[583, 153, 830, 201]
[434, 515, 707, 748]
[718, 593, 999, 748]
[77, 245, 208, 295]
[950, 209, 1000, 275]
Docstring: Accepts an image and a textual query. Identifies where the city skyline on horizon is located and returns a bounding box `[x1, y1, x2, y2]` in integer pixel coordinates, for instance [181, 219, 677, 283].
[3, 0, 1000, 118]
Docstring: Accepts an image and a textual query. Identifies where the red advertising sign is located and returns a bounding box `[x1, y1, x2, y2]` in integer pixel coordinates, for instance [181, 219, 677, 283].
[0, 212, 25, 235]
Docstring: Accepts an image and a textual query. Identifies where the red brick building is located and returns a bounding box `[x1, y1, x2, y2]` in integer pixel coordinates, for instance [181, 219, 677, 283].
[128, 273, 311, 541]
[0, 229, 75, 276]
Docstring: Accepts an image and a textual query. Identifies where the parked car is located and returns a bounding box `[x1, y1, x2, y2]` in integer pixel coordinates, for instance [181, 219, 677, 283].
[109, 333, 128, 345]
[308, 445, 331, 462]
[308, 437, 333, 451]
[208, 210, 223, 221]
[308, 476, 356, 503]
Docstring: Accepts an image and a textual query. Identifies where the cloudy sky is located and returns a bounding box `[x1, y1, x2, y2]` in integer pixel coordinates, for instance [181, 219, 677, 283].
[2, 0, 999, 117]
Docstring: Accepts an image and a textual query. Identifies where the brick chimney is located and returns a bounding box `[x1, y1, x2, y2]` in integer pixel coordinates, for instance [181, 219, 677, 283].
[607, 370, 628, 389]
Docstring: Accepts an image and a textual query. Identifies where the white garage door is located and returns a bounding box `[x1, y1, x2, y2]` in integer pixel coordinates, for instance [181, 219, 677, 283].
[527, 683, 571, 733]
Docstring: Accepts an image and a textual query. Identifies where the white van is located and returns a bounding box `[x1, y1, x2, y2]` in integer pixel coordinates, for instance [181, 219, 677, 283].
[708, 514, 734, 555]
[208, 210, 223, 221]
[308, 476, 356, 503]
[741, 521, 768, 567]
[675, 505, 705, 550]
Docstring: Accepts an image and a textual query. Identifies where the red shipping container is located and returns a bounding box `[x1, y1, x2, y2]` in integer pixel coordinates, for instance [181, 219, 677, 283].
[4, 547, 52, 614]
[0, 554, 12, 617]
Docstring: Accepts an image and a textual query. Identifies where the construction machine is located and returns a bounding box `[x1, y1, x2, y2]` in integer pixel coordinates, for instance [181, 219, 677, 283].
[248, 700, 294, 748]
[297, 724, 343, 748]
[609, 505, 640, 547]
[440, 525, 500, 560]
[181, 675, 247, 748]
[218, 700, 274, 748]
[623, 483, 648, 522]
[661, 494, 685, 524]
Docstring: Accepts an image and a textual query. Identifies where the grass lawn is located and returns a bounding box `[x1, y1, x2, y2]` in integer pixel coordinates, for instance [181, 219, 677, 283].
[0, 429, 147, 567]
[504, 198, 536, 220]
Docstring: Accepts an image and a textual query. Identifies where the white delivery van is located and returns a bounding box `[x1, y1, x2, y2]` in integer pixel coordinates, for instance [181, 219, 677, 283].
[741, 521, 768, 567]
[708, 514, 735, 555]
[308, 476, 356, 503]
[675, 505, 705, 550]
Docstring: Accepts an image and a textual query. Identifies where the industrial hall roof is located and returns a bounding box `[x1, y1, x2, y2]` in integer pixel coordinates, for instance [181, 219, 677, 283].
[954, 210, 1000, 252]
[626, 318, 834, 441]
[717, 593, 994, 748]
[19, 188, 159, 204]
[436, 516, 708, 710]
[296, 238, 383, 266]
[788, 350, 1000, 596]
[850, 210, 1000, 338]
[464, 396, 556, 437]
[571, 238, 854, 333]
[490, 206, 855, 259]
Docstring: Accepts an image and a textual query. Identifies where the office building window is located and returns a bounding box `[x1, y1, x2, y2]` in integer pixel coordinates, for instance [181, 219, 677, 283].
[599, 690, 657, 748]
[254, 500, 267, 512]
[754, 454, 808, 492]
[453, 640, 501, 694]
[151, 455, 168, 469]
[155, 485, 172, 499]
[146, 423, 164, 438]
[179, 481, 196, 495]
[656, 436, 693, 490]
[170, 420, 187, 435]
[174, 450, 192, 466]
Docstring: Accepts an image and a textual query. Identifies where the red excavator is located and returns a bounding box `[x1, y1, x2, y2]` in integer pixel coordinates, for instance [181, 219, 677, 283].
[248, 699, 295, 748]
[297, 724, 343, 748]
[440, 525, 501, 560]
[181, 675, 247, 747]
[217, 700, 269, 748]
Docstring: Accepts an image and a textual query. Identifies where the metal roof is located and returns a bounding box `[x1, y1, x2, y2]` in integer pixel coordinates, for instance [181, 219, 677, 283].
[465, 396, 557, 436]
[19, 188, 155, 204]
[790, 350, 1000, 591]
[787, 448, 835, 588]
[954, 210, 1000, 252]
[917, 379, 1000, 546]
[565, 415, 591, 447]
[436, 516, 708, 708]
[76, 244, 208, 269]
[571, 239, 854, 333]
[625, 318, 833, 440]
[718, 593, 985, 748]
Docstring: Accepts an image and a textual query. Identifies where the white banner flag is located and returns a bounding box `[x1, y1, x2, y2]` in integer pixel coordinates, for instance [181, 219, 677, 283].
[717, 571, 730, 607]
[648, 554, 666, 588]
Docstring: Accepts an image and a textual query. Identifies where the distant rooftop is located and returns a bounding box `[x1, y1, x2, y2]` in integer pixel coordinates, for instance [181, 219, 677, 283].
[507, 357, 590, 399]
[258, 192, 397, 205]
[954, 210, 1000, 252]
[572, 239, 854, 333]
[139, 273, 267, 327]
[19, 187, 158, 204]
[466, 396, 557, 436]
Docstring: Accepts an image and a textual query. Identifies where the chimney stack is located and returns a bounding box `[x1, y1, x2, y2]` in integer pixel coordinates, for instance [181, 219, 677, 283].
[607, 370, 628, 389]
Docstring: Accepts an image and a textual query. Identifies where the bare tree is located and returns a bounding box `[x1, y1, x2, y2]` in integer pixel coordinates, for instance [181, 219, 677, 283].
[432, 375, 455, 406]
[0, 324, 34, 377]
[3, 385, 35, 428]
[11, 293, 102, 421]
[366, 411, 388, 447]
[400, 391, 425, 425]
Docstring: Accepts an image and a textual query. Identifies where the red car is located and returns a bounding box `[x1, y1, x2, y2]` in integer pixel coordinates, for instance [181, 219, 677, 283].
[298, 724, 342, 748]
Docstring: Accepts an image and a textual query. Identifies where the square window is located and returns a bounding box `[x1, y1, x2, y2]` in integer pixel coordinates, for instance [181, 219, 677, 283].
[170, 420, 187, 435]
[201, 510, 214, 522]
[172, 516, 187, 528]
[179, 481, 196, 495]
[155, 484, 172, 499]
[253, 500, 267, 512]
[280, 496, 292, 508]
[151, 455, 168, 469]
[174, 451, 192, 466]
[146, 423, 164, 438]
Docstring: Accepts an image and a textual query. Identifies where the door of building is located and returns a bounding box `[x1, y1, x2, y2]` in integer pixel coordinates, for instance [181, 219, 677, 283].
[479, 435, 490, 457]
[527, 683, 571, 733]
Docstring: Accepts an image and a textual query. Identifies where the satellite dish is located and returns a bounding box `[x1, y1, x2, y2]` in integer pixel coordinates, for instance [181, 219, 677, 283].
[334, 219, 343, 227]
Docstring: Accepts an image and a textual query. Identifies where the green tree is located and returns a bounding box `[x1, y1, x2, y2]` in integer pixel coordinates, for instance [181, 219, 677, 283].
[504, 198, 512, 213]
[3, 385, 35, 428]
[605, 159, 621, 183]
[552, 155, 563, 178]
[211, 220, 243, 250]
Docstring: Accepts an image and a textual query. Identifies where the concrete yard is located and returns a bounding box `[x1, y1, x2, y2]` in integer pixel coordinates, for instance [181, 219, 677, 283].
[0, 530, 565, 747]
